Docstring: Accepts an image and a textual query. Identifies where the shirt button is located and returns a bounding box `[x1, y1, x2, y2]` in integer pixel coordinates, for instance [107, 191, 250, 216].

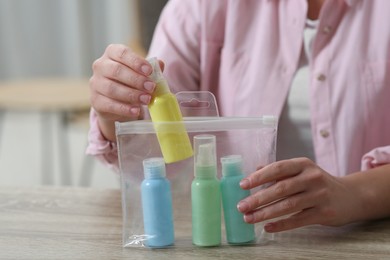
[320, 129, 330, 138]
[322, 25, 332, 34]
[317, 74, 326, 81]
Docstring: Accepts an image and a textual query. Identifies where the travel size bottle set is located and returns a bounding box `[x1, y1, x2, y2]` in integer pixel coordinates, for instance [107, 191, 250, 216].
[115, 59, 278, 248]
[140, 135, 255, 248]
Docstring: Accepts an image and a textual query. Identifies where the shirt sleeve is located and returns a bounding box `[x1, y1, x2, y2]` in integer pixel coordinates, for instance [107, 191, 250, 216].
[86, 0, 204, 172]
[85, 108, 119, 172]
[361, 146, 390, 171]
[147, 0, 202, 93]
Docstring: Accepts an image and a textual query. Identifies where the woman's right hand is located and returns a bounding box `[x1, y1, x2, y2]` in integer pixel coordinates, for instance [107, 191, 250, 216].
[89, 44, 157, 141]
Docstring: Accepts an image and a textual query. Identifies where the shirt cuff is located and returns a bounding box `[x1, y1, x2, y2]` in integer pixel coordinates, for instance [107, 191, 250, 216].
[85, 108, 119, 172]
[361, 146, 390, 171]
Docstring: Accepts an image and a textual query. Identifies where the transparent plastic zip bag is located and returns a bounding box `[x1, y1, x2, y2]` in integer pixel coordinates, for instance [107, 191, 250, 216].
[115, 92, 278, 248]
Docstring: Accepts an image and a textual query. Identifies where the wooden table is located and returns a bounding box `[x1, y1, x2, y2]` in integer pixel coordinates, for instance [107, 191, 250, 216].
[1, 186, 390, 259]
[0, 79, 91, 186]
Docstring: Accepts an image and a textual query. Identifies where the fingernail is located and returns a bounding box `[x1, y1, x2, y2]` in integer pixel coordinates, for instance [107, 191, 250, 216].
[264, 222, 275, 232]
[244, 213, 254, 223]
[141, 65, 152, 75]
[237, 200, 249, 212]
[240, 179, 250, 189]
[143, 81, 155, 92]
[130, 107, 140, 116]
[139, 94, 151, 105]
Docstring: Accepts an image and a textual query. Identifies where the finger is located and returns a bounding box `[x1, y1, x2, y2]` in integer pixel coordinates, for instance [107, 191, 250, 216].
[92, 77, 151, 106]
[238, 175, 307, 213]
[240, 158, 313, 189]
[94, 59, 156, 94]
[91, 92, 141, 120]
[105, 44, 153, 76]
[159, 60, 165, 72]
[263, 207, 320, 233]
[256, 165, 265, 171]
[242, 192, 314, 223]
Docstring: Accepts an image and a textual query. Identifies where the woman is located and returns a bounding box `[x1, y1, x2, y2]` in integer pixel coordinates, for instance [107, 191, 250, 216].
[87, 0, 390, 232]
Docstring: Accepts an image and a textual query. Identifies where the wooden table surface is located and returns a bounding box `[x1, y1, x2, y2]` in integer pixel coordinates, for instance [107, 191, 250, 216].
[1, 186, 390, 260]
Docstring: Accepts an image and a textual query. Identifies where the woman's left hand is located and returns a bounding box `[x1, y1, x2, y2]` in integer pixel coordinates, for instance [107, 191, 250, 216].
[237, 157, 360, 232]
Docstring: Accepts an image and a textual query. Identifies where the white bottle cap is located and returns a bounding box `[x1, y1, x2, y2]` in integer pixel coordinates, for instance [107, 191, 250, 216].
[147, 57, 170, 95]
[194, 134, 217, 178]
[143, 157, 166, 179]
[221, 155, 243, 177]
[147, 57, 163, 82]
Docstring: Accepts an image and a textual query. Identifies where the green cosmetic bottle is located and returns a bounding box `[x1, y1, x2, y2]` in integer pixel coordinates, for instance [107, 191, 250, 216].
[220, 155, 255, 244]
[191, 134, 221, 246]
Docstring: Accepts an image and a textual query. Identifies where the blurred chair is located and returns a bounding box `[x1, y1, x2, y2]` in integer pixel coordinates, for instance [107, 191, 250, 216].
[127, 0, 168, 58]
[0, 78, 90, 186]
[129, 38, 147, 57]
[138, 0, 169, 52]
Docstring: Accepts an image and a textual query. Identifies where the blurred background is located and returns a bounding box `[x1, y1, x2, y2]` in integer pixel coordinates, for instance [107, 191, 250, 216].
[0, 0, 167, 188]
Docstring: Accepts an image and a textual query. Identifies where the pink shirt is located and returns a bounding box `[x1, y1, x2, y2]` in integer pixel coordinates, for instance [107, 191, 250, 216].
[87, 0, 390, 176]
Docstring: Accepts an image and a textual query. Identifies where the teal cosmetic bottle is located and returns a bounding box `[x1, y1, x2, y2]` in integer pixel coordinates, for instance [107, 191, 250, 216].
[141, 157, 174, 247]
[220, 155, 255, 244]
[191, 134, 221, 246]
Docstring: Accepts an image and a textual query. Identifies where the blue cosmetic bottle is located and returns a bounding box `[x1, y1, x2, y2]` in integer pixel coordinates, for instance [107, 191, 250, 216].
[141, 157, 174, 247]
[220, 155, 255, 244]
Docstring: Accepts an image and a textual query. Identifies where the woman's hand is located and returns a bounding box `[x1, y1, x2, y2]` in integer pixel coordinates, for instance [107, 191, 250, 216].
[89, 44, 159, 141]
[237, 157, 361, 233]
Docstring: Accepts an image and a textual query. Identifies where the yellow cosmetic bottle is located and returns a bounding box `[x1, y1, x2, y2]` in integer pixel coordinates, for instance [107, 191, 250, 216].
[147, 57, 193, 163]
